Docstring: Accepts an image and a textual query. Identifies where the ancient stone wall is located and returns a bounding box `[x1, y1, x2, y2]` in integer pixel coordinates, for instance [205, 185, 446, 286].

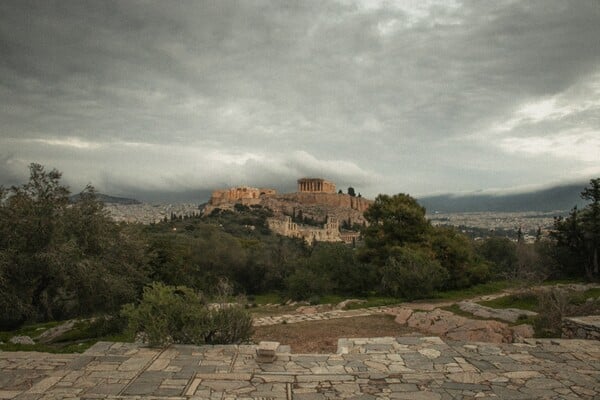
[267, 216, 342, 244]
[209, 186, 276, 206]
[281, 192, 371, 212]
[203, 179, 372, 242]
[339, 231, 361, 244]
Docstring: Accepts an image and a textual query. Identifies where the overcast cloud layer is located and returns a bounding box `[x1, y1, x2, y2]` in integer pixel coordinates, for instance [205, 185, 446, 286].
[1, 0, 599, 202]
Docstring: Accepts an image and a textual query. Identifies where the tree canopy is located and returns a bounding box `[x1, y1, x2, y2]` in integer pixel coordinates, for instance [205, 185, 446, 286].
[0, 164, 147, 328]
[359, 193, 429, 264]
[552, 178, 600, 279]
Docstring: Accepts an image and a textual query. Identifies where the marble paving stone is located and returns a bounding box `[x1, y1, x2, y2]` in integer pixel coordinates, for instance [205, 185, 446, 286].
[1, 337, 599, 399]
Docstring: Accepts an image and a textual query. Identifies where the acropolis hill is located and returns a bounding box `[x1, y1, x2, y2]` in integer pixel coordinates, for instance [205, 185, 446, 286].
[203, 178, 373, 243]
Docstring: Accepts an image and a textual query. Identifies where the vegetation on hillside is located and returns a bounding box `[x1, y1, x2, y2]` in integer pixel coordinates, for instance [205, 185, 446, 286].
[0, 164, 147, 329]
[1, 164, 598, 347]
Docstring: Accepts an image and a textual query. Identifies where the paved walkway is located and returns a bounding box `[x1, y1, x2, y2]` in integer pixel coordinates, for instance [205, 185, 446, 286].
[253, 283, 600, 327]
[253, 306, 395, 327]
[253, 301, 458, 327]
[1, 337, 598, 399]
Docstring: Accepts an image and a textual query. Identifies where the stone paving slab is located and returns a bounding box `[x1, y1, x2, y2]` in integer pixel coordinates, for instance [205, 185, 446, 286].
[1, 337, 599, 399]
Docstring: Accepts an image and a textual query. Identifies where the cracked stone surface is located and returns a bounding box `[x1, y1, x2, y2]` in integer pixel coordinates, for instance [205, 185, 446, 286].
[457, 301, 537, 323]
[1, 337, 599, 399]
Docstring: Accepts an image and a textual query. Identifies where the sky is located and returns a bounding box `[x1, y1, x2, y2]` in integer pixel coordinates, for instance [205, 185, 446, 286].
[1, 0, 599, 202]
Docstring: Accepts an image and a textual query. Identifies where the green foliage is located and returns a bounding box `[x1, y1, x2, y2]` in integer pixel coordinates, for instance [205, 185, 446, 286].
[53, 316, 128, 343]
[532, 288, 572, 337]
[0, 164, 147, 329]
[358, 194, 491, 295]
[433, 280, 516, 301]
[0, 317, 132, 354]
[478, 292, 539, 312]
[477, 237, 518, 278]
[360, 193, 429, 264]
[121, 282, 252, 347]
[285, 243, 377, 300]
[551, 178, 600, 280]
[149, 208, 306, 295]
[286, 268, 328, 301]
[380, 248, 448, 300]
[428, 226, 489, 289]
[475, 287, 600, 337]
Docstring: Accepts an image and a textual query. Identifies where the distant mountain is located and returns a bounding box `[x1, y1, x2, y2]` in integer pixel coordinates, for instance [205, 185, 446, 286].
[418, 182, 588, 213]
[70, 193, 141, 205]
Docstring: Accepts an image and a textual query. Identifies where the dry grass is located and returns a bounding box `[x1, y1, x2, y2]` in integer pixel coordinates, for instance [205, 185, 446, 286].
[252, 314, 417, 353]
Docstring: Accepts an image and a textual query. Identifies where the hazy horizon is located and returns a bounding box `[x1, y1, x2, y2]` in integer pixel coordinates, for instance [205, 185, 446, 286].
[1, 1, 599, 202]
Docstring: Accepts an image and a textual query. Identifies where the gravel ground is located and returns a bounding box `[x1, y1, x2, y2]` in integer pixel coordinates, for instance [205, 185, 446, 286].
[252, 314, 419, 353]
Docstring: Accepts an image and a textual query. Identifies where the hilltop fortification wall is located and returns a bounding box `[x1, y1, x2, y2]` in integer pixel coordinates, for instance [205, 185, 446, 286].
[261, 192, 371, 226]
[209, 186, 276, 208]
[203, 178, 372, 240]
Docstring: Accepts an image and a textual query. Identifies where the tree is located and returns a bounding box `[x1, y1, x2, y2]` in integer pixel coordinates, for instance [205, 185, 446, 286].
[551, 207, 586, 277]
[380, 247, 448, 299]
[359, 194, 429, 264]
[0, 164, 71, 325]
[347, 187, 356, 197]
[580, 178, 600, 276]
[551, 178, 600, 279]
[477, 237, 517, 278]
[428, 226, 489, 289]
[0, 164, 147, 328]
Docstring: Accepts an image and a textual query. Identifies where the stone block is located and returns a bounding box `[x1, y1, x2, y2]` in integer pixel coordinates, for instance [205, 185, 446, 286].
[256, 341, 280, 363]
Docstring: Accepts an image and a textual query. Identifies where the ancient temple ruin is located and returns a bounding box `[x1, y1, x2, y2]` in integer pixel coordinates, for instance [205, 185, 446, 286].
[297, 178, 336, 193]
[203, 178, 371, 244]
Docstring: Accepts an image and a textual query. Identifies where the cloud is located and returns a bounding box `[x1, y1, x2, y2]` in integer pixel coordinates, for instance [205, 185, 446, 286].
[499, 130, 600, 163]
[0, 135, 379, 201]
[0, 1, 599, 200]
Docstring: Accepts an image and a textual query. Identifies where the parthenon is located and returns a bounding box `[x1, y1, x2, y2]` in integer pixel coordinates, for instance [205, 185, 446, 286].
[297, 178, 336, 193]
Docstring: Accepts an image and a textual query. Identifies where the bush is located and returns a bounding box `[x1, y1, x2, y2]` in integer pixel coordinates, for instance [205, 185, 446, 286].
[205, 306, 254, 344]
[286, 268, 328, 301]
[533, 288, 600, 337]
[121, 282, 252, 347]
[380, 248, 448, 300]
[477, 237, 517, 278]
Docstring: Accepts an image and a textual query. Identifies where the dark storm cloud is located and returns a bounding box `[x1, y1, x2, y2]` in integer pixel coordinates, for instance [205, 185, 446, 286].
[0, 0, 599, 201]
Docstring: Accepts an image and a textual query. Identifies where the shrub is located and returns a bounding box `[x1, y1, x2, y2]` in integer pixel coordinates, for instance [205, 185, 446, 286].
[286, 268, 328, 301]
[381, 248, 448, 300]
[204, 306, 254, 344]
[121, 282, 253, 347]
[533, 288, 600, 337]
[477, 237, 518, 278]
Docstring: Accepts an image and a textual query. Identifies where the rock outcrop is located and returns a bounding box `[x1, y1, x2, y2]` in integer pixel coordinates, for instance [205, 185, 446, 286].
[396, 308, 531, 343]
[457, 301, 537, 323]
[261, 192, 372, 226]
